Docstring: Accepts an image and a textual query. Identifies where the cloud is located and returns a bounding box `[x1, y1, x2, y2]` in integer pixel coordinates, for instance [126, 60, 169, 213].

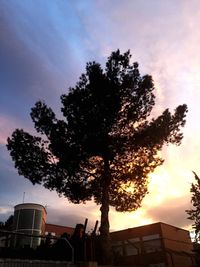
[0, 0, 90, 119]
[107, 193, 192, 232]
[76, 0, 200, 109]
[145, 196, 191, 229]
[0, 205, 13, 215]
[46, 204, 99, 232]
[41, 194, 100, 231]
[0, 205, 13, 222]
[0, 115, 31, 145]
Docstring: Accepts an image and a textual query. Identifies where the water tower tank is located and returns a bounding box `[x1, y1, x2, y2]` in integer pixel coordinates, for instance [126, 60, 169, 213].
[13, 203, 47, 248]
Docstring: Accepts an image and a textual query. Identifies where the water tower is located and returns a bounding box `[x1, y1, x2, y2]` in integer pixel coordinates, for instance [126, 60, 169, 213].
[13, 203, 47, 248]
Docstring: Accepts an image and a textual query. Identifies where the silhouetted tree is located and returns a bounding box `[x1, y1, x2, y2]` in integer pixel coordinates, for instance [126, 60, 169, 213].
[4, 215, 13, 230]
[0, 215, 13, 248]
[7, 50, 187, 264]
[186, 172, 200, 241]
[0, 215, 13, 230]
[0, 222, 4, 229]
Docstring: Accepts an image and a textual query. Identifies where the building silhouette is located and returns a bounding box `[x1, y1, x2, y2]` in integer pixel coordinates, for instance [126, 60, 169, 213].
[111, 222, 195, 267]
[12, 203, 46, 248]
[1, 203, 196, 266]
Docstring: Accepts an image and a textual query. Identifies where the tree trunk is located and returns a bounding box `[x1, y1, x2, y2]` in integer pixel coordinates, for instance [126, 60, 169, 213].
[99, 157, 112, 265]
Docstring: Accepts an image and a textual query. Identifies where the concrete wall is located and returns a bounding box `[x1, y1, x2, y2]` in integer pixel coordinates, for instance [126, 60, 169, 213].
[160, 223, 193, 253]
[0, 259, 75, 267]
[0, 261, 126, 267]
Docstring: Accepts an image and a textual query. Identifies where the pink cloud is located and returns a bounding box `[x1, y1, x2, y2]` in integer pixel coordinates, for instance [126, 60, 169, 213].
[0, 116, 18, 145]
[0, 115, 31, 145]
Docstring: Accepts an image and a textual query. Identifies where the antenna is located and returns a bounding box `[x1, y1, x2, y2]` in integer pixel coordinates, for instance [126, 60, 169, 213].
[22, 192, 25, 203]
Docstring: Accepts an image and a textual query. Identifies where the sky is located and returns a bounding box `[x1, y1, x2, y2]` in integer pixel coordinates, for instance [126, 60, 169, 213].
[1, 0, 200, 233]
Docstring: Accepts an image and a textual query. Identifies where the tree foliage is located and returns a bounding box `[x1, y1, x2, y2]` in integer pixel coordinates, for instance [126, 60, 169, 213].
[7, 50, 187, 263]
[186, 172, 200, 241]
[0, 215, 13, 231]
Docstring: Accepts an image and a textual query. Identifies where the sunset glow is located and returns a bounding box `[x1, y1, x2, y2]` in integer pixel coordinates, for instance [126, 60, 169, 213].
[1, 0, 200, 233]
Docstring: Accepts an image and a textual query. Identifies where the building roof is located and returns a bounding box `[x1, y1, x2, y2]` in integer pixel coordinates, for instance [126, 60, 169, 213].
[111, 222, 189, 234]
[45, 223, 74, 236]
[14, 203, 47, 214]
